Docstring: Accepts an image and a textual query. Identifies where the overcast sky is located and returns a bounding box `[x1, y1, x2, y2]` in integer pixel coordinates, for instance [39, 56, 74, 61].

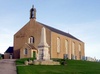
[0, 0, 100, 59]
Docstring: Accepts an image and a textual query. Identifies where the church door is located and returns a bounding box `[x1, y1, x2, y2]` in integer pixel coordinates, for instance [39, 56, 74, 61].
[33, 51, 36, 59]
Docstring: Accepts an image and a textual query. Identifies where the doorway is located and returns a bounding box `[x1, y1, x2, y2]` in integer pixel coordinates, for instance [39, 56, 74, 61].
[33, 51, 36, 59]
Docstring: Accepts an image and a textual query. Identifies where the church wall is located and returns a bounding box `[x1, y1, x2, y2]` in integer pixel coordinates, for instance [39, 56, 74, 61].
[70, 39, 84, 60]
[20, 48, 31, 58]
[81, 43, 85, 59]
[51, 31, 84, 60]
[51, 31, 70, 59]
[14, 22, 30, 59]
[14, 19, 51, 59]
[20, 44, 31, 58]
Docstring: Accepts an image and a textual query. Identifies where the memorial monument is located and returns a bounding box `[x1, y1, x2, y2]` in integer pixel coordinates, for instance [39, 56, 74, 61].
[34, 27, 60, 65]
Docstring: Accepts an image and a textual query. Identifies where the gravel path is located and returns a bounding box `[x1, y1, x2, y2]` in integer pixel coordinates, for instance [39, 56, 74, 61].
[0, 59, 17, 74]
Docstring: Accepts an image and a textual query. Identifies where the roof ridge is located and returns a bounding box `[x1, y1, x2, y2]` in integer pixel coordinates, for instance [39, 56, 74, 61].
[37, 21, 83, 42]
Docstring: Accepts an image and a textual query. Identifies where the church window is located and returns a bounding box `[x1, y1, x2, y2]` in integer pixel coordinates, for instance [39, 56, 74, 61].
[71, 42, 75, 59]
[65, 40, 68, 54]
[79, 44, 81, 59]
[79, 44, 81, 51]
[72, 42, 75, 55]
[28, 36, 34, 44]
[57, 37, 60, 53]
[24, 48, 28, 55]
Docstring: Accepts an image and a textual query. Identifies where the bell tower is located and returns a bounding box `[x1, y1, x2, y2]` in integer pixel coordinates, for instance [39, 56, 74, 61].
[30, 5, 36, 19]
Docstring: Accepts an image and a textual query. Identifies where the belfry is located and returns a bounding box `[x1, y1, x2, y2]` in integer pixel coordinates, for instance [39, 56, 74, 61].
[30, 5, 36, 19]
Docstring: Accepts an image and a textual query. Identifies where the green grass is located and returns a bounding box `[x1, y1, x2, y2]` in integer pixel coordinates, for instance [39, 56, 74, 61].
[17, 59, 100, 74]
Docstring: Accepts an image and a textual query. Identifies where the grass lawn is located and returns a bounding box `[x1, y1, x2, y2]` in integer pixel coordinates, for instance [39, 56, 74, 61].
[17, 59, 100, 74]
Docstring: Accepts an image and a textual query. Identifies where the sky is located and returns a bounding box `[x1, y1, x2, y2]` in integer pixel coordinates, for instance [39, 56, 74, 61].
[0, 0, 100, 59]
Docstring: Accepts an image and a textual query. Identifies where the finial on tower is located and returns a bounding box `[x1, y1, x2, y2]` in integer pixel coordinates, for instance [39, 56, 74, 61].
[32, 5, 34, 8]
[30, 5, 36, 19]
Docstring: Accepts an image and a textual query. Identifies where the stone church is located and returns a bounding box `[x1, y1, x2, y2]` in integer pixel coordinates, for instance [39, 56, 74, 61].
[13, 6, 85, 60]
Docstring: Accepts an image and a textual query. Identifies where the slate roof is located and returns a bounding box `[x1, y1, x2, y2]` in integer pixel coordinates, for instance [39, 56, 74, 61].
[38, 22, 82, 42]
[5, 47, 13, 53]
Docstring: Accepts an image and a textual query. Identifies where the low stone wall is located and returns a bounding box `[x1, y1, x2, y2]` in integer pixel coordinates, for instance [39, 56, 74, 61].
[24, 60, 33, 65]
[24, 60, 60, 65]
[33, 60, 60, 65]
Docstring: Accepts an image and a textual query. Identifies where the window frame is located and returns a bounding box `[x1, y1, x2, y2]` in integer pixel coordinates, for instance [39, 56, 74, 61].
[65, 40, 68, 54]
[57, 37, 60, 53]
[28, 36, 34, 44]
[72, 42, 75, 55]
[79, 44, 81, 59]
[24, 48, 28, 55]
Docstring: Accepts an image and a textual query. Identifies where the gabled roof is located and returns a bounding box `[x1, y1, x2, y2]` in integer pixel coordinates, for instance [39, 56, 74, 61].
[25, 43, 37, 50]
[37, 22, 82, 42]
[27, 44, 37, 49]
[5, 47, 13, 53]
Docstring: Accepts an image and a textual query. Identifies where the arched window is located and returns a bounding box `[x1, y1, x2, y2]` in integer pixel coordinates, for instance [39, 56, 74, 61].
[79, 44, 81, 51]
[65, 40, 68, 54]
[72, 42, 75, 59]
[79, 44, 81, 59]
[28, 36, 34, 44]
[72, 42, 75, 55]
[57, 37, 60, 53]
[24, 48, 28, 55]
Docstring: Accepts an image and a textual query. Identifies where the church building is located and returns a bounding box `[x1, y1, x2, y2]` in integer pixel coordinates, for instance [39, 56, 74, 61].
[13, 6, 85, 60]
